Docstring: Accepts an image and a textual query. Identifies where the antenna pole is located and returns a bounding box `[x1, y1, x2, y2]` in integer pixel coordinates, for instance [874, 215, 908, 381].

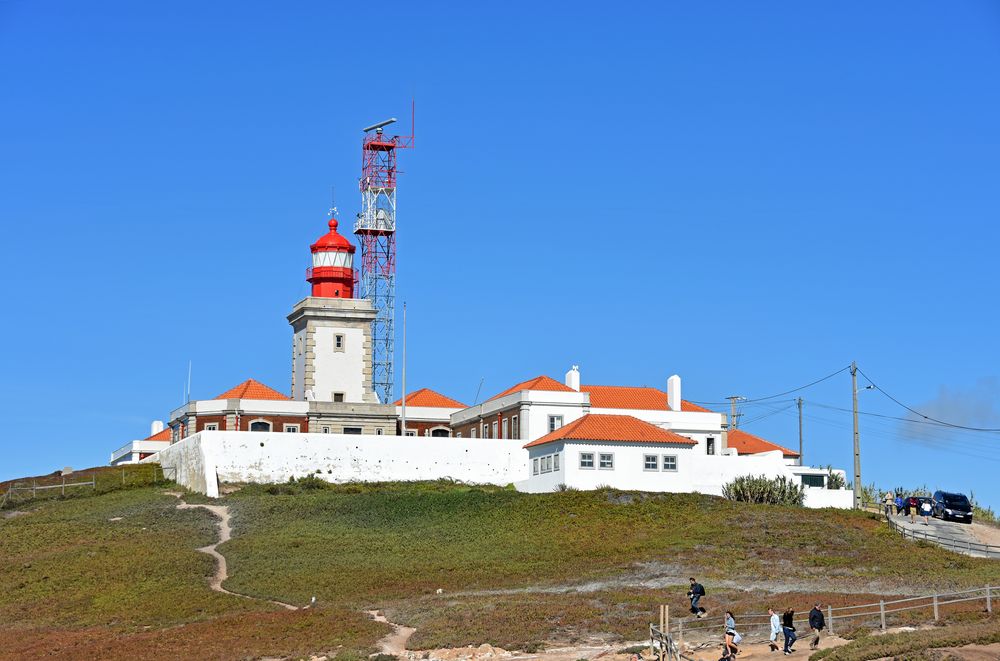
[186, 361, 192, 403]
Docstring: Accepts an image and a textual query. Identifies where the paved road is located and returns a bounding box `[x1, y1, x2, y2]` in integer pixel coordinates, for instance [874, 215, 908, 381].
[889, 510, 991, 555]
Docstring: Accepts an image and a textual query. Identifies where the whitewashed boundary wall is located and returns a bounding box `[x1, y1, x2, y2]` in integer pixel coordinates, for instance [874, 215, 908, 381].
[147, 431, 528, 496]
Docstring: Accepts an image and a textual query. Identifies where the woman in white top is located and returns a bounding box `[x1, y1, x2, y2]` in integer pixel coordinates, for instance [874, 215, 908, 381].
[769, 608, 781, 652]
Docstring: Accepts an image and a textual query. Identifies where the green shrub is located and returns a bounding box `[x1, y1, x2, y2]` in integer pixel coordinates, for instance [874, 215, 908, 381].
[722, 475, 804, 506]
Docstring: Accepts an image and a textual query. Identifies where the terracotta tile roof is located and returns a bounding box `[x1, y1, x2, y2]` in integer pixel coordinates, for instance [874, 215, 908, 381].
[215, 378, 290, 401]
[144, 428, 172, 441]
[393, 388, 467, 408]
[487, 375, 576, 402]
[727, 429, 800, 458]
[524, 414, 698, 448]
[581, 384, 712, 413]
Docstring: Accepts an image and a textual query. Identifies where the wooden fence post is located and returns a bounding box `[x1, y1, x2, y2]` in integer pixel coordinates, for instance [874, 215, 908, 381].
[987, 586, 992, 614]
[933, 593, 939, 621]
[879, 600, 886, 630]
[827, 605, 834, 635]
[677, 617, 683, 646]
[61, 476, 65, 497]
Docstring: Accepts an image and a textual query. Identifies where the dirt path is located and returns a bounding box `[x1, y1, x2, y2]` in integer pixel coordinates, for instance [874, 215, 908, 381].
[368, 610, 417, 656]
[165, 491, 300, 611]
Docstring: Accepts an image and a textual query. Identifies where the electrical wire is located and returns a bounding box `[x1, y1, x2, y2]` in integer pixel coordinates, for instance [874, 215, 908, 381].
[691, 365, 850, 406]
[855, 366, 1000, 432]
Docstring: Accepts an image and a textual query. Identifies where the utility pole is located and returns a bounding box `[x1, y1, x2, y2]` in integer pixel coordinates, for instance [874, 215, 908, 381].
[851, 361, 861, 510]
[726, 395, 743, 430]
[400, 302, 407, 437]
[797, 397, 804, 466]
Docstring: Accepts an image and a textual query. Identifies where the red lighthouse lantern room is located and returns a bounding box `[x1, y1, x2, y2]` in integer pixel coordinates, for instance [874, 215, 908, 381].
[307, 217, 356, 298]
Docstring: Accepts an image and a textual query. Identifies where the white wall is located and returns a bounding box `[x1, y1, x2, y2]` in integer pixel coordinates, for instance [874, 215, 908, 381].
[803, 488, 854, 509]
[311, 326, 366, 402]
[148, 431, 527, 495]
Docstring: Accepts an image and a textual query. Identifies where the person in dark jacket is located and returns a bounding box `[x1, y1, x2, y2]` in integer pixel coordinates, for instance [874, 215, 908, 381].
[687, 577, 707, 617]
[782, 607, 797, 655]
[808, 603, 825, 650]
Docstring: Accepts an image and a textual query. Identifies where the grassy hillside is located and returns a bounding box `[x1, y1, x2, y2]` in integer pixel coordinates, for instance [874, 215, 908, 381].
[4, 479, 999, 658]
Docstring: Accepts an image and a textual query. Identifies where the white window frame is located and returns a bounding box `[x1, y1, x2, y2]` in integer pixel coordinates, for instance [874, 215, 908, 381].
[533, 458, 539, 475]
[405, 430, 417, 437]
[579, 452, 595, 469]
[482, 423, 488, 439]
[502, 418, 508, 439]
[553, 453, 560, 471]
[470, 428, 477, 439]
[203, 423, 219, 431]
[456, 432, 462, 438]
[334, 334, 345, 352]
[375, 428, 384, 435]
[662, 454, 677, 471]
[283, 424, 300, 433]
[492, 421, 498, 438]
[599, 452, 615, 470]
[706, 437, 716, 455]
[248, 418, 272, 432]
[343, 426, 363, 434]
[512, 415, 519, 439]
[333, 392, 345, 403]
[321, 426, 331, 434]
[644, 454, 658, 471]
[548, 415, 563, 432]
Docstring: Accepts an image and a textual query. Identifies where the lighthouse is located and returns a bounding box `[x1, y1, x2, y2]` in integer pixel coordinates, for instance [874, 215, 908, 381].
[306, 217, 356, 298]
[288, 215, 394, 432]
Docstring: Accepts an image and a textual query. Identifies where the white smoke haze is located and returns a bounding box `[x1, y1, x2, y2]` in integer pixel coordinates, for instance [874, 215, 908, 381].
[897, 377, 1000, 446]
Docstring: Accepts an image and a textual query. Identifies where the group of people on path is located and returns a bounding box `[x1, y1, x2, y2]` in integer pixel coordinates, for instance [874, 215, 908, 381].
[685, 578, 826, 659]
[883, 491, 933, 525]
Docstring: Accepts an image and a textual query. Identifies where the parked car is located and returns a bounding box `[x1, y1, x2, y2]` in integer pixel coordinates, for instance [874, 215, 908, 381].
[932, 491, 973, 524]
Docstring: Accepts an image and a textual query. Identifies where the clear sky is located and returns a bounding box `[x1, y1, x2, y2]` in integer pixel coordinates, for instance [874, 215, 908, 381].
[2, 2, 999, 504]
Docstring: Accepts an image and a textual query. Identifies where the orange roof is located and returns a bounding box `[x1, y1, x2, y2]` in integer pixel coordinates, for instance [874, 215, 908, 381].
[394, 388, 467, 408]
[144, 428, 172, 441]
[727, 429, 800, 458]
[581, 384, 712, 413]
[487, 375, 576, 402]
[524, 414, 698, 448]
[215, 378, 290, 401]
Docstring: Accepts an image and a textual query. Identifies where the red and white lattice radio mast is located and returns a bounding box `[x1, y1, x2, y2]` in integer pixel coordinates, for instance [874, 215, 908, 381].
[354, 105, 413, 404]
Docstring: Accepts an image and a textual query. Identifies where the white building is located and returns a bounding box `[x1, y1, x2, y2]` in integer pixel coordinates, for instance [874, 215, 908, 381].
[110, 421, 171, 465]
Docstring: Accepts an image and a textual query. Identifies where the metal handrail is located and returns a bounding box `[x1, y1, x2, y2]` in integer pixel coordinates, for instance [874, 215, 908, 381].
[885, 513, 1000, 557]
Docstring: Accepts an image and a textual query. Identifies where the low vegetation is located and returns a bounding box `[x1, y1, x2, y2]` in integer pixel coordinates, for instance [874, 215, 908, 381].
[721, 474, 804, 505]
[810, 617, 1000, 660]
[0, 463, 171, 509]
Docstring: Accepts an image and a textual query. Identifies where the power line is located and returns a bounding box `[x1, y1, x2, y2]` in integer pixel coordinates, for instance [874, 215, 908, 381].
[691, 365, 851, 406]
[855, 366, 1000, 432]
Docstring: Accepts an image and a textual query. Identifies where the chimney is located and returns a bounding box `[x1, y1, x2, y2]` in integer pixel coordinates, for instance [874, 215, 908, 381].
[565, 365, 580, 391]
[667, 375, 682, 412]
[150, 420, 165, 435]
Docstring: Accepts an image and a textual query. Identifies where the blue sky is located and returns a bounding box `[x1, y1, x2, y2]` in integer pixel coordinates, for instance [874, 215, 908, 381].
[2, 1, 999, 504]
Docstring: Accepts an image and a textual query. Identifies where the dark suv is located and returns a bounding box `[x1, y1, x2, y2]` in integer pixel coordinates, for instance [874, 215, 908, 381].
[932, 491, 973, 524]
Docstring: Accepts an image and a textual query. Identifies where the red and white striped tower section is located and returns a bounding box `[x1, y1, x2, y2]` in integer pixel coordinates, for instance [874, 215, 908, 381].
[353, 112, 413, 404]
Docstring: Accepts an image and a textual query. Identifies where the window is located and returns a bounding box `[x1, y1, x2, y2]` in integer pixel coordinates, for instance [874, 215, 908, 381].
[333, 392, 345, 403]
[296, 336, 303, 356]
[283, 424, 300, 433]
[644, 454, 658, 471]
[249, 419, 272, 432]
[492, 421, 498, 439]
[321, 426, 331, 434]
[548, 415, 563, 432]
[553, 453, 559, 471]
[580, 452, 595, 469]
[334, 334, 345, 351]
[599, 453, 614, 470]
[204, 423, 218, 431]
[662, 455, 677, 471]
[343, 427, 362, 435]
[502, 418, 508, 439]
[431, 428, 450, 437]
[482, 423, 488, 439]
[706, 437, 716, 455]
[470, 428, 477, 439]
[512, 415, 519, 439]
[405, 430, 417, 437]
[801, 474, 825, 488]
[375, 428, 384, 435]
[456, 432, 462, 438]
[533, 458, 539, 475]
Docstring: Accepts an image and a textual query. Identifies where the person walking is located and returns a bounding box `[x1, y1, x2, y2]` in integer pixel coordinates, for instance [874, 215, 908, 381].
[782, 607, 797, 655]
[687, 577, 707, 618]
[808, 603, 825, 650]
[895, 494, 904, 515]
[768, 608, 781, 652]
[883, 491, 894, 517]
[723, 611, 741, 658]
[921, 498, 933, 525]
[909, 496, 919, 523]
